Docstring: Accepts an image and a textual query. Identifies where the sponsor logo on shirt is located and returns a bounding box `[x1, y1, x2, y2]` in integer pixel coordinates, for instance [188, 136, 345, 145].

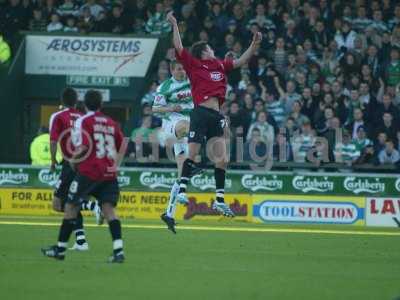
[210, 71, 223, 81]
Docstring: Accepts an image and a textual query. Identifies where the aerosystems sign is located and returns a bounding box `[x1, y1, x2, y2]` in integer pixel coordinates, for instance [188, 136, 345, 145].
[253, 195, 365, 225]
[25, 35, 158, 77]
[366, 198, 400, 227]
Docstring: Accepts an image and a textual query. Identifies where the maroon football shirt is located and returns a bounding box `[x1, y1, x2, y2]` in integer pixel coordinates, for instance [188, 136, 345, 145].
[176, 49, 234, 106]
[73, 111, 123, 181]
[49, 108, 83, 159]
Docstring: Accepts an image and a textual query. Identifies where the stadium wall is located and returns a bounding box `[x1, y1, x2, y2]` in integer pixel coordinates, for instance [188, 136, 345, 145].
[0, 165, 399, 227]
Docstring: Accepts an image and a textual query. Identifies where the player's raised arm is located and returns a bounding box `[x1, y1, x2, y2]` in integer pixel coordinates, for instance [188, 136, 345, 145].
[232, 32, 262, 69]
[166, 11, 183, 55]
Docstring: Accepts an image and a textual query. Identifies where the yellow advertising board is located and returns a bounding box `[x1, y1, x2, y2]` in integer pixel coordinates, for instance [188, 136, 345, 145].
[0, 188, 252, 221]
[253, 194, 365, 226]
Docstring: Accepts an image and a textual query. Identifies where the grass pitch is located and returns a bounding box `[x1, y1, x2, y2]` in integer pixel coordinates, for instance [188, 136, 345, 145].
[0, 216, 399, 300]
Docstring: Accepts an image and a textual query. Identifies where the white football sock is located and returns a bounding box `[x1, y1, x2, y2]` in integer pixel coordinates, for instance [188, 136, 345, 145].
[166, 181, 180, 218]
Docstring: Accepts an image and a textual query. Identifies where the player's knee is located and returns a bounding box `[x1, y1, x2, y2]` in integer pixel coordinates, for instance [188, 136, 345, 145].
[175, 120, 189, 138]
[102, 203, 117, 222]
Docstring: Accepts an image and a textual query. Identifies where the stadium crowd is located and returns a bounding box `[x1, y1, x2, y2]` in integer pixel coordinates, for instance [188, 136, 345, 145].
[1, 0, 400, 168]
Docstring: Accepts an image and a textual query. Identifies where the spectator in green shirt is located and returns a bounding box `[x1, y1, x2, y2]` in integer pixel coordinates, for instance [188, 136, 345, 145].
[387, 48, 400, 87]
[352, 126, 372, 153]
[334, 130, 360, 166]
[145, 2, 171, 35]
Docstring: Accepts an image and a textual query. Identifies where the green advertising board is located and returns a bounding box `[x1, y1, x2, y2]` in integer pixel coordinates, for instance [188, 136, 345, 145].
[0, 165, 399, 197]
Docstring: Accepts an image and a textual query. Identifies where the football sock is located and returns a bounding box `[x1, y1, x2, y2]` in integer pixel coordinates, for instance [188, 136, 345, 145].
[178, 159, 195, 194]
[215, 168, 225, 203]
[166, 181, 180, 218]
[57, 218, 76, 255]
[109, 219, 123, 255]
[81, 200, 96, 211]
[74, 211, 87, 245]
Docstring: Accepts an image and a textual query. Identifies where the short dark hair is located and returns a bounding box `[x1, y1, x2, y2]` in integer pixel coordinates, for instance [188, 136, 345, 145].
[61, 88, 78, 107]
[191, 41, 208, 59]
[84, 90, 102, 111]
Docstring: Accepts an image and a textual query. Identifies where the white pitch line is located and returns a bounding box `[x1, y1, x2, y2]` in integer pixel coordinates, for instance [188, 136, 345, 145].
[0, 220, 399, 236]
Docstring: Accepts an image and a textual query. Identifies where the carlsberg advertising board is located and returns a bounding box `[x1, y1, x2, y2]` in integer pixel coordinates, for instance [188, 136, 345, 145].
[0, 165, 399, 197]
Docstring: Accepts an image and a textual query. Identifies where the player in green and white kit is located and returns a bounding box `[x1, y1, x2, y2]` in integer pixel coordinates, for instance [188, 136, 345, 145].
[152, 61, 195, 233]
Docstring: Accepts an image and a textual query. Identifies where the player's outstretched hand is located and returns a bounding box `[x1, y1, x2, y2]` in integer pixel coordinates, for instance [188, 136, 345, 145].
[166, 11, 177, 25]
[251, 32, 262, 48]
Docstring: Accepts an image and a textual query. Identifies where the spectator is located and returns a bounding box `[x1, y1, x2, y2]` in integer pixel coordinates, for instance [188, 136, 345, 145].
[286, 100, 308, 129]
[378, 140, 400, 164]
[247, 3, 275, 32]
[334, 130, 360, 165]
[301, 87, 318, 121]
[389, 5, 400, 30]
[353, 126, 372, 153]
[57, 0, 79, 17]
[141, 81, 159, 105]
[0, 34, 11, 65]
[335, 20, 357, 51]
[277, 80, 301, 114]
[273, 132, 293, 162]
[355, 145, 378, 165]
[244, 127, 267, 162]
[246, 111, 274, 145]
[209, 2, 229, 33]
[145, 2, 171, 35]
[346, 108, 367, 139]
[315, 106, 334, 134]
[136, 103, 161, 129]
[79, 0, 104, 20]
[369, 9, 389, 34]
[105, 4, 129, 34]
[260, 81, 284, 127]
[376, 112, 398, 142]
[362, 45, 380, 78]
[292, 120, 316, 163]
[323, 116, 341, 161]
[311, 20, 330, 52]
[385, 48, 400, 87]
[47, 13, 63, 32]
[374, 132, 388, 154]
[375, 94, 400, 126]
[63, 16, 78, 32]
[29, 9, 47, 31]
[77, 7, 94, 32]
[352, 6, 372, 33]
[272, 37, 287, 74]
[229, 101, 246, 131]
